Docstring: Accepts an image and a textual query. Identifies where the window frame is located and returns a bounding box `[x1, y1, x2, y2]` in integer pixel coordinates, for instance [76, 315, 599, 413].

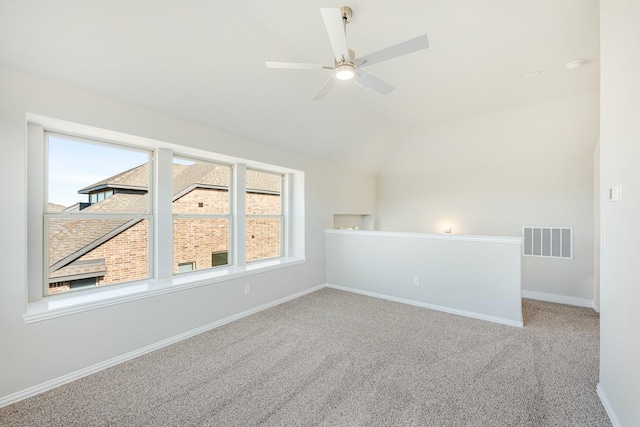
[43, 131, 154, 296]
[26, 117, 303, 318]
[245, 168, 285, 263]
[171, 155, 233, 275]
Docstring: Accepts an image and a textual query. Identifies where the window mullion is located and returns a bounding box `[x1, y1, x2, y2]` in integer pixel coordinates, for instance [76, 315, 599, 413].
[155, 148, 173, 280]
[282, 173, 291, 257]
[233, 164, 247, 266]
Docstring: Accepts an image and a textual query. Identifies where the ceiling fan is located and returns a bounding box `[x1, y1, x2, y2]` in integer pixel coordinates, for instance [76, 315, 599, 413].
[265, 6, 429, 100]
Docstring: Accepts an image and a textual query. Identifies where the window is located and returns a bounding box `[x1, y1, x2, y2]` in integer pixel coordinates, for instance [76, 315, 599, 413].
[28, 120, 302, 309]
[89, 190, 114, 204]
[211, 251, 229, 267]
[246, 169, 283, 262]
[45, 133, 151, 295]
[177, 262, 195, 273]
[172, 157, 231, 274]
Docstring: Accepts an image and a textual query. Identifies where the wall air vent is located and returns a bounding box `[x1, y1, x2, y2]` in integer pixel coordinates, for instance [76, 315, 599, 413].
[522, 227, 572, 259]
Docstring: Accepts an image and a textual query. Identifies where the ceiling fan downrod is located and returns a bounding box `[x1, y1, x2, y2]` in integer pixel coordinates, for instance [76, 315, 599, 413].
[340, 6, 355, 63]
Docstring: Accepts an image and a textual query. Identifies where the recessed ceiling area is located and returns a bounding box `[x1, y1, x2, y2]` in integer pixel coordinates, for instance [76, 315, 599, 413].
[0, 0, 599, 174]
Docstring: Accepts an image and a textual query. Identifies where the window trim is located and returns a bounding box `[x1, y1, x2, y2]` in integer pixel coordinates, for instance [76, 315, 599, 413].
[24, 257, 306, 323]
[26, 115, 305, 322]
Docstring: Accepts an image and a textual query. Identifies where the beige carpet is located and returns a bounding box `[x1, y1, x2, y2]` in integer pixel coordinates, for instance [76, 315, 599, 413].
[0, 288, 611, 426]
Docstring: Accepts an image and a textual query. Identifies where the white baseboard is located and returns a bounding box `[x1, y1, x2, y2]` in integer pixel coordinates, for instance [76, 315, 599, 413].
[592, 301, 600, 313]
[597, 383, 622, 427]
[0, 284, 325, 409]
[521, 290, 594, 309]
[325, 284, 523, 328]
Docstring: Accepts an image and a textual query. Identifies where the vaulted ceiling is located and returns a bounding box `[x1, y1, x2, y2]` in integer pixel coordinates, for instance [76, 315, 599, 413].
[0, 0, 599, 174]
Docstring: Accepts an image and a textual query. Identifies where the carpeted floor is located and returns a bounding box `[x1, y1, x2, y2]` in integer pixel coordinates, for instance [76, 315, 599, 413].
[0, 288, 611, 426]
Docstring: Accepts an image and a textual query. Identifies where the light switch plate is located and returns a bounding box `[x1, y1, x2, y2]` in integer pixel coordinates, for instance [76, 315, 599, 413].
[609, 185, 622, 203]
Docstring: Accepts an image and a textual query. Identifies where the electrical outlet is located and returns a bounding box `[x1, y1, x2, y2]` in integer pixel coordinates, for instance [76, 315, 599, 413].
[244, 284, 251, 295]
[413, 276, 420, 286]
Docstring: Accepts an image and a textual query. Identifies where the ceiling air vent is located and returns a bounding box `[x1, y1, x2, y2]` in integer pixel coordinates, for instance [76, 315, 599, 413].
[523, 227, 572, 259]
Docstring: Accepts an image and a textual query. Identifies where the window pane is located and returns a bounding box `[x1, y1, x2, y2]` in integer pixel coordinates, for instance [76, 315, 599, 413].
[173, 218, 229, 273]
[246, 170, 281, 215]
[48, 218, 149, 294]
[173, 158, 230, 214]
[47, 135, 149, 213]
[247, 218, 281, 262]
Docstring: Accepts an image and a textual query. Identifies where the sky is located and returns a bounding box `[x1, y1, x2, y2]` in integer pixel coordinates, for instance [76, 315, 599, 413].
[48, 135, 149, 207]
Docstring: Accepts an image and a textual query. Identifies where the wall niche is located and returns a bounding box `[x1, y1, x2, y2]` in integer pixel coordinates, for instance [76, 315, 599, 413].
[333, 214, 373, 231]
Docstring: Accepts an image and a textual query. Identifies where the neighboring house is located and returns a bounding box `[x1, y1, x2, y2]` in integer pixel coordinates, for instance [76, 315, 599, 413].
[48, 163, 281, 293]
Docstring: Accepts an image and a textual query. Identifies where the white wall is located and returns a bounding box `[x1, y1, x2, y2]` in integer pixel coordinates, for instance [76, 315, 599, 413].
[326, 230, 522, 326]
[0, 67, 376, 402]
[598, 1, 640, 425]
[376, 94, 599, 302]
[593, 138, 600, 312]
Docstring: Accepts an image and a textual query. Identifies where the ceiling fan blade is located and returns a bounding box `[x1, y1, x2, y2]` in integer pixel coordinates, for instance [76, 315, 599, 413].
[265, 62, 329, 70]
[355, 34, 429, 69]
[312, 76, 337, 101]
[320, 8, 350, 62]
[354, 70, 394, 95]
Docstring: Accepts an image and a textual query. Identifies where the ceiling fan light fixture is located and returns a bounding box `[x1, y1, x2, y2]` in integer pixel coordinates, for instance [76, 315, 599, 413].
[335, 64, 355, 80]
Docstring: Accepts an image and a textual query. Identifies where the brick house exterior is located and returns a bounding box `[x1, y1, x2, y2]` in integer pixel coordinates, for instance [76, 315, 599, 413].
[48, 163, 281, 293]
[173, 188, 230, 272]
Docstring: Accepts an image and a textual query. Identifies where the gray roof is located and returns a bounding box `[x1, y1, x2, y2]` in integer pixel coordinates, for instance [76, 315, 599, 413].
[78, 162, 281, 197]
[78, 163, 150, 194]
[47, 202, 66, 212]
[172, 163, 229, 199]
[49, 258, 107, 283]
[82, 193, 149, 213]
[49, 218, 135, 270]
[246, 169, 281, 194]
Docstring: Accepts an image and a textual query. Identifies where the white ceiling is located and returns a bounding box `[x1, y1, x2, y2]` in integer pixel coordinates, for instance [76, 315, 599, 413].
[0, 0, 599, 174]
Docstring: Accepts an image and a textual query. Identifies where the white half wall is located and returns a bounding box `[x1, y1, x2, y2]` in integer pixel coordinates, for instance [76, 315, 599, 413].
[598, 0, 640, 425]
[0, 67, 376, 403]
[325, 230, 523, 326]
[376, 94, 599, 302]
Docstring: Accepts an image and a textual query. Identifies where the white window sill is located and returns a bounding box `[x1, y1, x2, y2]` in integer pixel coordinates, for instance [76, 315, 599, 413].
[24, 257, 306, 323]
